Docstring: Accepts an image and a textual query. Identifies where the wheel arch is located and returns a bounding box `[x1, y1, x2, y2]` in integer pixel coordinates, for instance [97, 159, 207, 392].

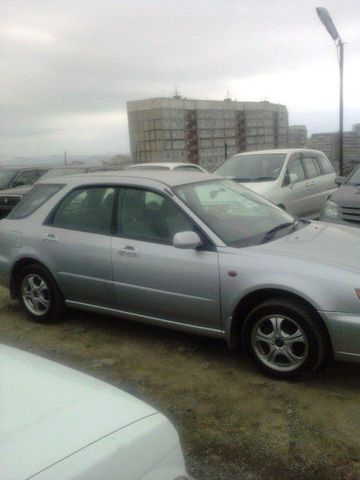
[10, 257, 56, 299]
[228, 288, 333, 357]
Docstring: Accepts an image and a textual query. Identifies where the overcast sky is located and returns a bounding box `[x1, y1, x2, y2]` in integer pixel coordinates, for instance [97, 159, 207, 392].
[1, 0, 359, 157]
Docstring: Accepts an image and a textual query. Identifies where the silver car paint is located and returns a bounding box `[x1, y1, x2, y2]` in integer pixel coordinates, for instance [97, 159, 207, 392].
[0, 172, 359, 363]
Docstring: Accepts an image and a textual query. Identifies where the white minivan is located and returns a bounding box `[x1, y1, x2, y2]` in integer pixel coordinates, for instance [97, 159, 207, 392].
[214, 149, 337, 218]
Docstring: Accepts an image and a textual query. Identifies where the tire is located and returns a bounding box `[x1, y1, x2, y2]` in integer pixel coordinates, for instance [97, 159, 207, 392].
[242, 298, 327, 379]
[17, 264, 65, 323]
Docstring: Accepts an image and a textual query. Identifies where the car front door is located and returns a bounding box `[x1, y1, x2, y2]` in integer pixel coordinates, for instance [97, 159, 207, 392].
[42, 185, 116, 308]
[111, 187, 221, 329]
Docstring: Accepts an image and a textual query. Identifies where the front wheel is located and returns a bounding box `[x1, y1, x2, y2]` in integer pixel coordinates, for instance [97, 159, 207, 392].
[242, 298, 327, 379]
[18, 264, 65, 323]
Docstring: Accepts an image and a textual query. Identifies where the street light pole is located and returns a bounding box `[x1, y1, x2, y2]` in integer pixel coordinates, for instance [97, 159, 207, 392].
[339, 41, 344, 176]
[316, 7, 345, 176]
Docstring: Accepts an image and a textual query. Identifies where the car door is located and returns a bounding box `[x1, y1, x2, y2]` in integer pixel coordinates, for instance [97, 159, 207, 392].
[281, 153, 314, 216]
[111, 186, 221, 329]
[300, 154, 324, 218]
[313, 153, 337, 208]
[42, 185, 116, 308]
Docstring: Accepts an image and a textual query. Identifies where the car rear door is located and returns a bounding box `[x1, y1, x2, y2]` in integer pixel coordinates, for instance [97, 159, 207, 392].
[42, 185, 116, 308]
[314, 152, 337, 206]
[301, 154, 324, 218]
[281, 153, 314, 216]
[110, 186, 221, 329]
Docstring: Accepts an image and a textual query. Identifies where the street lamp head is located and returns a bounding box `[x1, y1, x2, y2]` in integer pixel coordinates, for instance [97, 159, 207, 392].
[316, 7, 341, 43]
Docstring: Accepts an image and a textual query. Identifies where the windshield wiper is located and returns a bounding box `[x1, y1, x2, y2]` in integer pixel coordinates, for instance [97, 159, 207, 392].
[261, 219, 298, 244]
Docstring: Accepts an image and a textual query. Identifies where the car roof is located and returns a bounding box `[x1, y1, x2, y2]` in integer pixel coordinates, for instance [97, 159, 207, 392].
[39, 170, 215, 188]
[231, 148, 324, 156]
[127, 162, 203, 169]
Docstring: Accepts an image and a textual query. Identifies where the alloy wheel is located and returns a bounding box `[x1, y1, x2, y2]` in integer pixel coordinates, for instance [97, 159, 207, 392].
[21, 274, 50, 316]
[251, 314, 309, 372]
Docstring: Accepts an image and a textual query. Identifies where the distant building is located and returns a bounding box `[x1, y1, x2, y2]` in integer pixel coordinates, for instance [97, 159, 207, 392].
[288, 125, 307, 148]
[127, 97, 288, 170]
[307, 124, 360, 175]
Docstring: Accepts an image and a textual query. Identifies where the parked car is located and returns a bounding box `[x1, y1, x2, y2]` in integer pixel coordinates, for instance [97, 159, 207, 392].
[127, 162, 207, 173]
[213, 149, 336, 218]
[0, 171, 360, 379]
[0, 166, 48, 191]
[1, 344, 191, 480]
[0, 166, 118, 219]
[320, 163, 360, 226]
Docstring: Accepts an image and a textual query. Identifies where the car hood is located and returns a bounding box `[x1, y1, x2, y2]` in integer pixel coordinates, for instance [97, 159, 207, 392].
[252, 221, 360, 274]
[0, 345, 157, 480]
[330, 183, 360, 208]
[0, 185, 31, 197]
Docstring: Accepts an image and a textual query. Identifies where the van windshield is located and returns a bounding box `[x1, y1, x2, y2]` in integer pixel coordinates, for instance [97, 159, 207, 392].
[214, 154, 286, 182]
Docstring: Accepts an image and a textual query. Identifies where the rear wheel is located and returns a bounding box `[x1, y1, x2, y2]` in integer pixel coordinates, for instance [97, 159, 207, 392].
[242, 298, 327, 379]
[18, 264, 65, 323]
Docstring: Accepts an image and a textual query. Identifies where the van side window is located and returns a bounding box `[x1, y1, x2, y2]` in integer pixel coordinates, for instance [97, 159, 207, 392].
[287, 157, 306, 183]
[302, 156, 321, 178]
[316, 154, 334, 174]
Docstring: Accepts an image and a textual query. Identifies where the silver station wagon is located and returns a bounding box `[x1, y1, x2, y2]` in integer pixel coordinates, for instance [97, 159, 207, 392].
[0, 171, 359, 379]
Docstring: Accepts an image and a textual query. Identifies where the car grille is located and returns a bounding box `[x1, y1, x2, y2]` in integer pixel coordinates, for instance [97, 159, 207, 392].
[340, 206, 360, 225]
[0, 196, 22, 219]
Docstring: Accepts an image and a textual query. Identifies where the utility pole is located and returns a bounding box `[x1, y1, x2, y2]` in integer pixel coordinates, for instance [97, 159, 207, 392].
[316, 7, 345, 176]
[64, 151, 67, 166]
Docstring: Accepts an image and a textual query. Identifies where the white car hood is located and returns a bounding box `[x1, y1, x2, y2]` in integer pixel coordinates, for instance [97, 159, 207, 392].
[254, 221, 360, 274]
[0, 345, 157, 480]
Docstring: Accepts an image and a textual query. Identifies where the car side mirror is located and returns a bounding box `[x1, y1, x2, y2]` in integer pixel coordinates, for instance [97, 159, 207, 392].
[289, 173, 298, 185]
[173, 231, 202, 249]
[335, 176, 345, 186]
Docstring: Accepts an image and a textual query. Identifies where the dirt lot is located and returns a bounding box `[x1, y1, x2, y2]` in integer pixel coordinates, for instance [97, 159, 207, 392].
[1, 287, 359, 480]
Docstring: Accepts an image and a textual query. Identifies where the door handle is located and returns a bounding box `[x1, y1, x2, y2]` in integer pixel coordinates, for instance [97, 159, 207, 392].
[117, 245, 139, 257]
[43, 233, 58, 245]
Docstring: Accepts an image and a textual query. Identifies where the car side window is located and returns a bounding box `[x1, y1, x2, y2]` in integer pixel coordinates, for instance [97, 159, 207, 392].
[302, 156, 321, 179]
[287, 157, 306, 183]
[51, 186, 115, 234]
[117, 188, 193, 244]
[12, 170, 40, 188]
[316, 154, 334, 174]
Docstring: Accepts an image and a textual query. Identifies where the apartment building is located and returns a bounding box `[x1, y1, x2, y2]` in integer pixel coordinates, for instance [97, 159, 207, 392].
[127, 97, 288, 170]
[307, 124, 360, 175]
[288, 125, 307, 148]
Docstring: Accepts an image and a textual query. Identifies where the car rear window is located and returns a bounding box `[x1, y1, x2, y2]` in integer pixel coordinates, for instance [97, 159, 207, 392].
[8, 184, 63, 219]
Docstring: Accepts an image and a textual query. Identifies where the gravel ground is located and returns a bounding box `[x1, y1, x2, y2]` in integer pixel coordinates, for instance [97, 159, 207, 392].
[1, 287, 359, 480]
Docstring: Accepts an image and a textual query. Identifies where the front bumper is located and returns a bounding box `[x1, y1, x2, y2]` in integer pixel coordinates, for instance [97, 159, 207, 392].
[319, 311, 360, 362]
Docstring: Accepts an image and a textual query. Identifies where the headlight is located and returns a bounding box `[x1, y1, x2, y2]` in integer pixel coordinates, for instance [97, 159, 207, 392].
[322, 200, 339, 219]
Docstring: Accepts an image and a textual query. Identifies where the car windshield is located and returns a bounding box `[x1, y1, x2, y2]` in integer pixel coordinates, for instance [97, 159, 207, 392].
[0, 169, 18, 188]
[214, 154, 286, 181]
[346, 165, 360, 186]
[175, 179, 297, 247]
[41, 168, 87, 180]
